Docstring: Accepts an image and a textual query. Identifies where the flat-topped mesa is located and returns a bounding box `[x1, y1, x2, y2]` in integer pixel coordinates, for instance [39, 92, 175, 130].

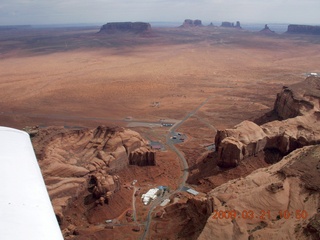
[215, 76, 320, 168]
[181, 19, 203, 27]
[98, 22, 152, 34]
[287, 24, 320, 35]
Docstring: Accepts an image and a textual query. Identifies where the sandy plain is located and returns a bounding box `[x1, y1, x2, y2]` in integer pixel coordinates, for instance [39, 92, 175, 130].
[1, 25, 320, 239]
[1, 26, 320, 131]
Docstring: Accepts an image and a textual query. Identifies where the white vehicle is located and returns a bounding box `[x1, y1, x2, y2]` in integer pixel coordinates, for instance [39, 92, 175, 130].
[0, 127, 63, 240]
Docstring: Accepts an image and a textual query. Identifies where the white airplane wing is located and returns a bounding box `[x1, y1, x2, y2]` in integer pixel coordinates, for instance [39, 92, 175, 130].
[0, 126, 64, 240]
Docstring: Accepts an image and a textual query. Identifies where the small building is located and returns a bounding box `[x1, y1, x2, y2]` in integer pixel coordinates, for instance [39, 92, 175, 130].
[187, 188, 199, 196]
[141, 188, 160, 205]
[160, 199, 170, 207]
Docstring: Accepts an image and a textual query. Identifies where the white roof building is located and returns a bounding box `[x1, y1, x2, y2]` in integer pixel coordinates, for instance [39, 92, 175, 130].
[186, 188, 199, 196]
[141, 188, 159, 205]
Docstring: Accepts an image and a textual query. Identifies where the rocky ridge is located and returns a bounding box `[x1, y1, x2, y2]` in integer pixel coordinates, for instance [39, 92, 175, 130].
[31, 126, 155, 224]
[199, 145, 320, 240]
[215, 76, 320, 167]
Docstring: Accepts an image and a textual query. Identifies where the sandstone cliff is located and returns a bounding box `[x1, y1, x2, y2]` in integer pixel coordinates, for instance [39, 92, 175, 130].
[98, 22, 151, 34]
[215, 76, 320, 167]
[287, 24, 320, 35]
[31, 126, 155, 223]
[199, 145, 320, 240]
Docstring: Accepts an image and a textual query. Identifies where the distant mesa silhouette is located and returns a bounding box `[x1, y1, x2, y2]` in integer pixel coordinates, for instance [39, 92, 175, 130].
[286, 24, 320, 35]
[180, 19, 203, 27]
[98, 22, 151, 34]
[220, 21, 242, 29]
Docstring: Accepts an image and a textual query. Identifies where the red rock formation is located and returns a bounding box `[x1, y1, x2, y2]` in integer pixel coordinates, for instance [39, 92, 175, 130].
[200, 145, 320, 239]
[215, 121, 267, 167]
[215, 76, 320, 167]
[31, 126, 155, 224]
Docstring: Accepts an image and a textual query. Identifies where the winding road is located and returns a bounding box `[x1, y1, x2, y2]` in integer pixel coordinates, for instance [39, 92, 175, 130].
[141, 97, 212, 240]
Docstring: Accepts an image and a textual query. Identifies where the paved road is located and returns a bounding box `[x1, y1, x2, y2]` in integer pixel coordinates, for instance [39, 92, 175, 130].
[141, 97, 212, 239]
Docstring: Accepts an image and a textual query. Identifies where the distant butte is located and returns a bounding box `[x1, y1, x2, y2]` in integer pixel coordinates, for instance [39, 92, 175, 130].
[220, 21, 242, 29]
[98, 22, 152, 34]
[259, 24, 276, 34]
[287, 24, 320, 35]
[180, 19, 203, 27]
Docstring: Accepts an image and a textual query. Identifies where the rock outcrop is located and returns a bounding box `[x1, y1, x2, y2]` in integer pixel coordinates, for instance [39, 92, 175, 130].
[88, 173, 121, 205]
[199, 145, 320, 240]
[98, 22, 151, 34]
[31, 126, 155, 223]
[215, 76, 320, 167]
[215, 121, 267, 167]
[181, 19, 203, 27]
[287, 24, 320, 35]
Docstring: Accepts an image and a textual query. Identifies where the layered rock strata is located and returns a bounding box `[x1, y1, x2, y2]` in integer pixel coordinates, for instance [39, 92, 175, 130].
[215, 76, 320, 167]
[32, 126, 155, 223]
[199, 145, 320, 239]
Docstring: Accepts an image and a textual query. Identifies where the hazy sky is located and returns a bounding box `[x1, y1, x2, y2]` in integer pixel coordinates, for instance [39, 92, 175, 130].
[1, 0, 319, 26]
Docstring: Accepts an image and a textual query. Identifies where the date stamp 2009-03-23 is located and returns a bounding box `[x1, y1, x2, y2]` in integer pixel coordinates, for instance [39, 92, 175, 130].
[212, 209, 308, 220]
